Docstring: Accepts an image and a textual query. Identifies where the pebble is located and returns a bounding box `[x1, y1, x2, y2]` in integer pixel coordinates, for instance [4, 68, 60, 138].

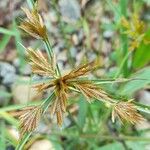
[137, 90, 150, 105]
[11, 76, 42, 104]
[103, 30, 114, 39]
[29, 140, 55, 150]
[59, 0, 81, 23]
[0, 62, 17, 85]
[70, 46, 78, 58]
[21, 64, 31, 75]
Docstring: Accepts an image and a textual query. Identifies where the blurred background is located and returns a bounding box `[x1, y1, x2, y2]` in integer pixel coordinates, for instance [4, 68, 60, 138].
[0, 0, 150, 149]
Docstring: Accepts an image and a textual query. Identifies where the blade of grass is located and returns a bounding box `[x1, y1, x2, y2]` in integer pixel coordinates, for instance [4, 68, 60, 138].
[0, 27, 16, 35]
[0, 112, 19, 127]
[0, 34, 11, 52]
[0, 121, 6, 150]
[77, 96, 88, 129]
[26, 0, 34, 9]
[119, 0, 129, 77]
[16, 133, 32, 150]
[13, 20, 25, 68]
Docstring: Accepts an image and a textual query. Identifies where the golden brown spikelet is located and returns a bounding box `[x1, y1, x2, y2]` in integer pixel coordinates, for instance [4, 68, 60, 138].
[50, 86, 67, 125]
[19, 7, 47, 40]
[33, 82, 54, 92]
[19, 106, 42, 136]
[63, 61, 96, 80]
[112, 101, 144, 124]
[27, 48, 55, 77]
[73, 81, 111, 103]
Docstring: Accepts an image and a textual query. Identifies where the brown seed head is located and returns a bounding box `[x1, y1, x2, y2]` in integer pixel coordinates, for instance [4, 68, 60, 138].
[26, 50, 112, 126]
[19, 7, 47, 40]
[19, 106, 42, 136]
[26, 48, 55, 77]
[112, 101, 144, 124]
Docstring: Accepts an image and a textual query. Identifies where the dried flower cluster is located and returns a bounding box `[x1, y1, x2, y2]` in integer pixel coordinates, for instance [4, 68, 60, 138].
[112, 101, 144, 124]
[27, 48, 112, 126]
[19, 106, 42, 136]
[18, 6, 144, 136]
[121, 14, 150, 50]
[19, 7, 47, 40]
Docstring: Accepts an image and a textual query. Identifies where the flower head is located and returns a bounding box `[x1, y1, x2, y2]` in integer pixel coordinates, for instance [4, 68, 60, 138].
[27, 48, 112, 126]
[121, 14, 149, 51]
[27, 48, 56, 77]
[19, 7, 47, 40]
[19, 106, 42, 136]
[112, 101, 144, 124]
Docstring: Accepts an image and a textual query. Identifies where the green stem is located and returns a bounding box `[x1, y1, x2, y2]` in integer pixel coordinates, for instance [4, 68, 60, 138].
[16, 133, 32, 150]
[44, 38, 61, 76]
[115, 51, 132, 78]
[44, 39, 53, 60]
[120, 0, 129, 77]
[41, 92, 55, 113]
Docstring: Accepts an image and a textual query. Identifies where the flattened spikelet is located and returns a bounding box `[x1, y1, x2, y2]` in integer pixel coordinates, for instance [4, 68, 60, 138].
[50, 87, 67, 125]
[74, 81, 111, 103]
[19, 106, 42, 136]
[63, 61, 96, 80]
[112, 101, 144, 124]
[20, 7, 47, 39]
[121, 14, 148, 50]
[27, 48, 55, 77]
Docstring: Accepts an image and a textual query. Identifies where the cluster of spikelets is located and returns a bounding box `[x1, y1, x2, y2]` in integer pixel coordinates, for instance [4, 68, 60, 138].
[121, 14, 150, 51]
[18, 5, 144, 137]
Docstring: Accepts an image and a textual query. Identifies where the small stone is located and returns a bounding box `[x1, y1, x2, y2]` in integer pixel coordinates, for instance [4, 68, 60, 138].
[8, 127, 19, 141]
[76, 51, 85, 66]
[70, 47, 78, 58]
[59, 0, 81, 23]
[72, 34, 79, 45]
[53, 41, 65, 54]
[29, 140, 55, 150]
[0, 62, 16, 85]
[103, 30, 114, 39]
[101, 40, 112, 55]
[13, 58, 20, 68]
[137, 90, 150, 105]
[21, 64, 31, 75]
[57, 50, 67, 62]
[12, 76, 42, 104]
[87, 52, 97, 61]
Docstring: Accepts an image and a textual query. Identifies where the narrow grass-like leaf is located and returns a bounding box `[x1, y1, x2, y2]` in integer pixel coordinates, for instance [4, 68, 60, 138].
[0, 27, 16, 35]
[16, 132, 32, 150]
[13, 20, 25, 68]
[0, 121, 6, 150]
[0, 34, 11, 52]
[77, 96, 88, 128]
[0, 112, 19, 127]
[120, 67, 150, 95]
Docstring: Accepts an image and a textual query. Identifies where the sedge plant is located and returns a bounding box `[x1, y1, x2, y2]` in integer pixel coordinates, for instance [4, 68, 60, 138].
[18, 4, 144, 139]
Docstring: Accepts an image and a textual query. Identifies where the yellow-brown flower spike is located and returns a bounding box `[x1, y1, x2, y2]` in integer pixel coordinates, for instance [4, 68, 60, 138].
[27, 50, 112, 125]
[19, 7, 47, 40]
[26, 48, 56, 77]
[112, 101, 144, 124]
[73, 81, 112, 103]
[121, 14, 148, 51]
[19, 106, 42, 136]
